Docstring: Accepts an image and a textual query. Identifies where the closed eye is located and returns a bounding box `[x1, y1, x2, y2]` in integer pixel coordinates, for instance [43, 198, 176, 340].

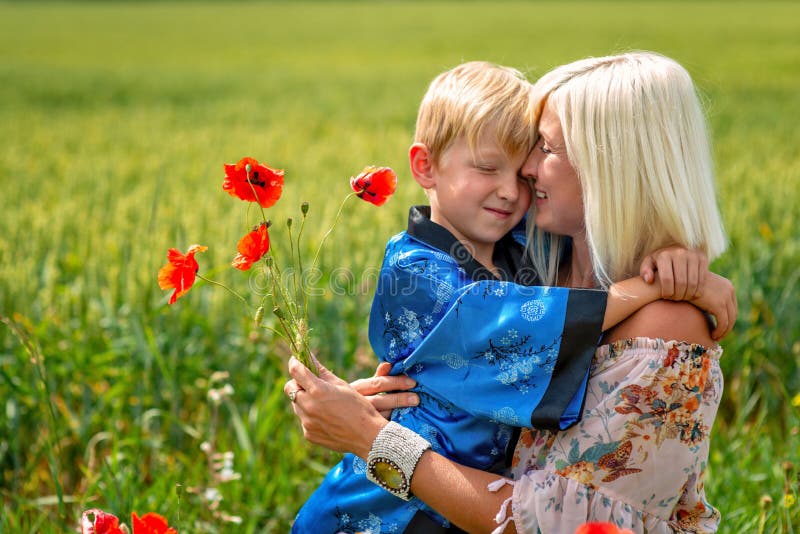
[535, 137, 552, 155]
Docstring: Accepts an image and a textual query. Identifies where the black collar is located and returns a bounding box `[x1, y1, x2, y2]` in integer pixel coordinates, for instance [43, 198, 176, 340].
[406, 205, 532, 283]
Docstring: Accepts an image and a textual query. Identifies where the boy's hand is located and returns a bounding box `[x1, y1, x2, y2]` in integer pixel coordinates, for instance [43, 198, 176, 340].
[350, 362, 418, 419]
[687, 272, 738, 341]
[640, 246, 708, 300]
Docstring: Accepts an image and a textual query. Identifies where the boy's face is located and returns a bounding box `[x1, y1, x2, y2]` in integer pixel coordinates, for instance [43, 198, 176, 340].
[427, 133, 531, 262]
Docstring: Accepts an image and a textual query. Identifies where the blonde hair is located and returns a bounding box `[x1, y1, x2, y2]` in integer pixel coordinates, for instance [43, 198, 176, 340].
[415, 61, 536, 165]
[527, 52, 727, 287]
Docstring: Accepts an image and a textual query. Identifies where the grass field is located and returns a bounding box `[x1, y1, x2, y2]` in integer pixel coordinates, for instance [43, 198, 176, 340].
[1, 1, 799, 532]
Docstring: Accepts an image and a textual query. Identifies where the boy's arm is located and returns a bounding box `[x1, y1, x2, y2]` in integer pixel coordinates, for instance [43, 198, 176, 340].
[603, 275, 663, 331]
[607, 246, 737, 340]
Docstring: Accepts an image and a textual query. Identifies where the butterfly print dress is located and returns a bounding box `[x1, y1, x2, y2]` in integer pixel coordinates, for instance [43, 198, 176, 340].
[501, 338, 723, 533]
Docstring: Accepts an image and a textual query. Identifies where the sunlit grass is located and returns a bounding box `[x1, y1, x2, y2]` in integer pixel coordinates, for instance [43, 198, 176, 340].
[1, 1, 798, 532]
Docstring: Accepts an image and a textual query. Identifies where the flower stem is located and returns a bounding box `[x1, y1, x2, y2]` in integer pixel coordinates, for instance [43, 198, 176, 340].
[286, 219, 301, 309]
[196, 275, 249, 308]
[306, 192, 357, 310]
[297, 206, 308, 300]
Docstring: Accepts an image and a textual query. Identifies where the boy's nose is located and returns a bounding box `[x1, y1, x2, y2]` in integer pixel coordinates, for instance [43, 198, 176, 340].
[497, 174, 520, 201]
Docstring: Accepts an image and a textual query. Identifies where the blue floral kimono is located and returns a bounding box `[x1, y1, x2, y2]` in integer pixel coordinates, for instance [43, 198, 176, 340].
[292, 206, 606, 533]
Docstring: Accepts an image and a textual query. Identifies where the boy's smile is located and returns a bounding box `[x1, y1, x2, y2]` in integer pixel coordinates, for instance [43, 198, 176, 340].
[425, 133, 531, 268]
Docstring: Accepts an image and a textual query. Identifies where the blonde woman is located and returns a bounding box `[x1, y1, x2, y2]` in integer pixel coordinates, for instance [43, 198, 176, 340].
[287, 52, 735, 533]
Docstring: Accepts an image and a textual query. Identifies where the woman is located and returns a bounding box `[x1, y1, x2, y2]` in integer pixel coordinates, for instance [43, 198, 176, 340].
[287, 52, 735, 533]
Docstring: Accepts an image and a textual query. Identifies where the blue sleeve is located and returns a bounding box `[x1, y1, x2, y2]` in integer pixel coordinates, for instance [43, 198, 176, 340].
[399, 281, 607, 430]
[368, 236, 469, 364]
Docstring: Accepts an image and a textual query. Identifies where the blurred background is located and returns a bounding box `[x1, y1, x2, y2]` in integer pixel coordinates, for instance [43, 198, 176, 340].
[1, 1, 798, 532]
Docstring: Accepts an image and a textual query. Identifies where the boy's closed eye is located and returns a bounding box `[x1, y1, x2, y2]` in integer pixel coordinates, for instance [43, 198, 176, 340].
[474, 163, 498, 174]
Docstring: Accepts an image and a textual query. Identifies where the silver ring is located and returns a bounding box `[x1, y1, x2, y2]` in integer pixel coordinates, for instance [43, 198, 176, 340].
[288, 389, 299, 402]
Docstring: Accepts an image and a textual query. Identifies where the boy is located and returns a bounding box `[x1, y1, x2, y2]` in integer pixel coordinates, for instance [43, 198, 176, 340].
[291, 62, 720, 533]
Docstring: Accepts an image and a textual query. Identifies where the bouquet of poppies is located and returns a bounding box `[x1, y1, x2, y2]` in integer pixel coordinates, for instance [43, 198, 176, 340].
[158, 157, 397, 373]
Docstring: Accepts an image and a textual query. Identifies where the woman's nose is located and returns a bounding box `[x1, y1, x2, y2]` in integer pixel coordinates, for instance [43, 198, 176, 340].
[520, 149, 539, 180]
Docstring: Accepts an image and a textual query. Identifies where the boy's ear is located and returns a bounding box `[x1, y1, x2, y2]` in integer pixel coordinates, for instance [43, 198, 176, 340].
[409, 143, 435, 188]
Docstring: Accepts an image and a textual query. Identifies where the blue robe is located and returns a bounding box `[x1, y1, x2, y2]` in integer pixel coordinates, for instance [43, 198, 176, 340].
[292, 207, 606, 533]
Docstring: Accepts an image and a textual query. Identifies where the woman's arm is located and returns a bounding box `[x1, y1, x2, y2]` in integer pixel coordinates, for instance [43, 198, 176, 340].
[286, 357, 515, 533]
[409, 450, 517, 533]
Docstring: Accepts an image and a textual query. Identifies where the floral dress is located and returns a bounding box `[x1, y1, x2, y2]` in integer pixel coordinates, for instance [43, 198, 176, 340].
[493, 338, 723, 534]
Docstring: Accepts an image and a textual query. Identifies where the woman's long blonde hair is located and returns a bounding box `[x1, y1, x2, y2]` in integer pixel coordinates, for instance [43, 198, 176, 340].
[527, 52, 727, 288]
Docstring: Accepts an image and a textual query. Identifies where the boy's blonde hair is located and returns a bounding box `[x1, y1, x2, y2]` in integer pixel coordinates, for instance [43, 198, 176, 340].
[415, 61, 535, 165]
[526, 52, 727, 288]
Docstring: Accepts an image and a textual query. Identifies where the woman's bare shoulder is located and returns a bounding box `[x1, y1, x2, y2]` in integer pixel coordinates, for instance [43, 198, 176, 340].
[604, 300, 715, 347]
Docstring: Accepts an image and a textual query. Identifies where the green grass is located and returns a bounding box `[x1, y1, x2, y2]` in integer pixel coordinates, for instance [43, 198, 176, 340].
[1, 1, 798, 532]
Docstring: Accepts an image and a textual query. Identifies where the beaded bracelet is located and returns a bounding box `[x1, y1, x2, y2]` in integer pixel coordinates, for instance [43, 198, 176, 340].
[365, 421, 432, 501]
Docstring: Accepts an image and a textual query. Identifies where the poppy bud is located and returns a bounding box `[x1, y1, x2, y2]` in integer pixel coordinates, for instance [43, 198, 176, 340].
[287, 217, 293, 229]
[254, 306, 265, 325]
[273, 306, 285, 320]
[245, 163, 252, 175]
[301, 202, 309, 216]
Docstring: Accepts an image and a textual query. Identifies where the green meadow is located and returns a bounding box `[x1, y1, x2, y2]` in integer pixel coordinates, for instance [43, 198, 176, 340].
[1, 1, 798, 532]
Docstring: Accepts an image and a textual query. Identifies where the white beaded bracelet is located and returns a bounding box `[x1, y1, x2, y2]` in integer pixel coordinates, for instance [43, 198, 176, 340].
[365, 421, 432, 501]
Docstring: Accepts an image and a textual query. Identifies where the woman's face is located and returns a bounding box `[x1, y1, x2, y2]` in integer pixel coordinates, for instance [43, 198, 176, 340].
[521, 105, 585, 239]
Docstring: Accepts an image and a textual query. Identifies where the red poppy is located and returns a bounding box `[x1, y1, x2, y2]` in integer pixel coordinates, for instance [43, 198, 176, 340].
[131, 512, 177, 534]
[223, 157, 284, 208]
[232, 223, 270, 271]
[574, 522, 635, 534]
[81, 509, 126, 534]
[350, 166, 397, 206]
[158, 244, 208, 304]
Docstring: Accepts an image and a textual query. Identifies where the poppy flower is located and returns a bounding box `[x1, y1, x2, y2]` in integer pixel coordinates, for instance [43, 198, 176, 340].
[350, 166, 397, 206]
[131, 512, 177, 534]
[158, 244, 208, 304]
[81, 509, 126, 534]
[574, 522, 635, 534]
[232, 222, 270, 271]
[223, 157, 284, 208]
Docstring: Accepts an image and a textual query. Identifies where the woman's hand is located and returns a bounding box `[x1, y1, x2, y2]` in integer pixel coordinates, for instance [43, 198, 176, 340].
[350, 362, 419, 419]
[285, 357, 389, 459]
